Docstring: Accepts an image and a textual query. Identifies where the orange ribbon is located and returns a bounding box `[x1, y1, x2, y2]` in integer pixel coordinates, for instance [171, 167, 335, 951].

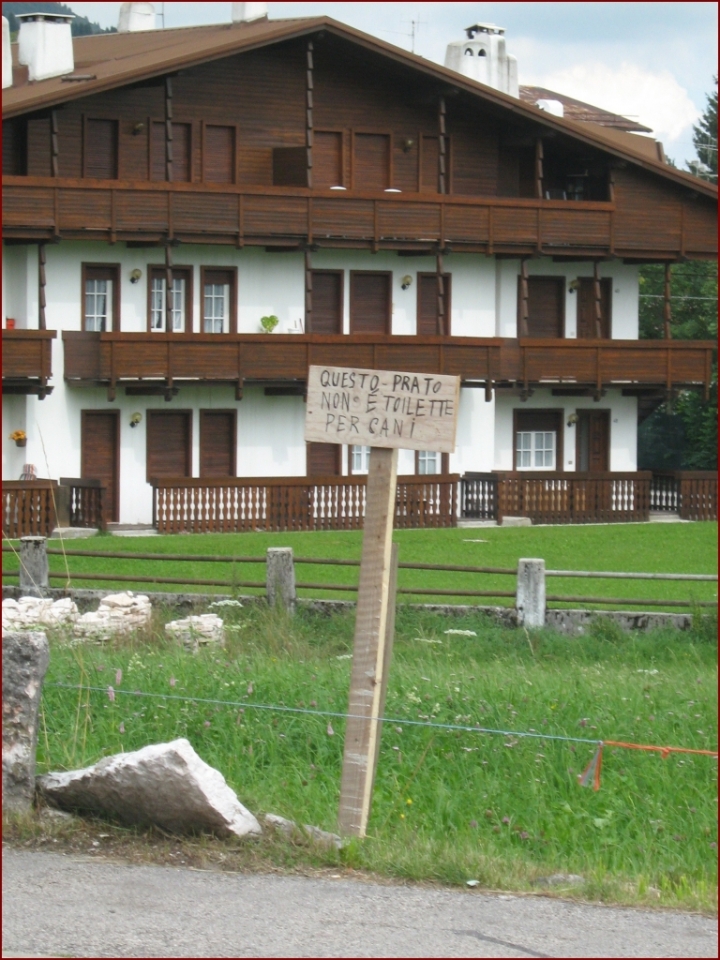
[579, 740, 717, 791]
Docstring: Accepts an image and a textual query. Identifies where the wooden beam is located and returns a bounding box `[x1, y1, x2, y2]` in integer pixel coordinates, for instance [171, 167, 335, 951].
[535, 138, 544, 200]
[593, 260, 603, 339]
[38, 243, 46, 331]
[663, 262, 672, 340]
[436, 251, 445, 336]
[51, 110, 59, 178]
[165, 77, 173, 184]
[520, 257, 529, 337]
[165, 242, 173, 334]
[306, 41, 314, 189]
[338, 445, 398, 837]
[438, 97, 446, 196]
[305, 248, 313, 332]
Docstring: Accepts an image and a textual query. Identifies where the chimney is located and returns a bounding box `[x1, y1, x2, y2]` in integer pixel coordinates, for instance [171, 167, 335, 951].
[444, 23, 518, 98]
[17, 12, 74, 82]
[2, 17, 11, 89]
[232, 3, 268, 23]
[118, 3, 156, 33]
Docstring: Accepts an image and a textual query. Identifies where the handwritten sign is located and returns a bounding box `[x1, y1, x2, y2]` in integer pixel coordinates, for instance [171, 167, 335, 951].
[305, 365, 460, 453]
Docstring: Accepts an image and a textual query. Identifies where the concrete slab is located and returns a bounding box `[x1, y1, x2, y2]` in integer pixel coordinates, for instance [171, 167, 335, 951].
[500, 516, 532, 527]
[49, 528, 98, 540]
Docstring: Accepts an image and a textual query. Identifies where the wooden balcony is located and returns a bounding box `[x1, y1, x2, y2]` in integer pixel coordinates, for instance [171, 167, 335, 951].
[2, 176, 716, 259]
[62, 332, 715, 400]
[2, 329, 56, 397]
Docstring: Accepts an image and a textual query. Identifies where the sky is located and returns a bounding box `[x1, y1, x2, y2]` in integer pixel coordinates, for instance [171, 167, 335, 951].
[67, 2, 718, 167]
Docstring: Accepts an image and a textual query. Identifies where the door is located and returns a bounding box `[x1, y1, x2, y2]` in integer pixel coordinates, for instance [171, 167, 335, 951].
[577, 278, 612, 339]
[147, 410, 192, 480]
[314, 131, 343, 188]
[353, 133, 390, 191]
[310, 271, 343, 334]
[81, 411, 119, 523]
[417, 273, 452, 336]
[350, 272, 391, 333]
[519, 277, 565, 338]
[200, 411, 236, 477]
[307, 442, 340, 476]
[576, 410, 610, 472]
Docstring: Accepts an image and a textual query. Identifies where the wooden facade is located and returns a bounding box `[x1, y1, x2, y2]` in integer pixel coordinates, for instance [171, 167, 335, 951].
[1, 330, 56, 396]
[62, 331, 715, 399]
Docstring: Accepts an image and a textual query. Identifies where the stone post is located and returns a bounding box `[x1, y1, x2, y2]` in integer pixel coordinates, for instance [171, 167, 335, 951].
[19, 536, 49, 596]
[266, 547, 296, 614]
[2, 630, 50, 812]
[516, 558, 546, 628]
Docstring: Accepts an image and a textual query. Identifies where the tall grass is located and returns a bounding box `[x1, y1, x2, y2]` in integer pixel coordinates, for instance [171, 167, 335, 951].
[35, 602, 718, 909]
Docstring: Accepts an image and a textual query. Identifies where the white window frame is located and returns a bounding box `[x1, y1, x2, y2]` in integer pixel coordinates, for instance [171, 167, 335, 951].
[203, 281, 230, 334]
[351, 445, 371, 475]
[417, 450, 440, 475]
[516, 431, 556, 470]
[150, 276, 186, 333]
[84, 277, 111, 332]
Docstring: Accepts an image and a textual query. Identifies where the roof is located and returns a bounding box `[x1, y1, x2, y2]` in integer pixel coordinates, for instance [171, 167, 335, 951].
[519, 86, 652, 133]
[3, 16, 715, 200]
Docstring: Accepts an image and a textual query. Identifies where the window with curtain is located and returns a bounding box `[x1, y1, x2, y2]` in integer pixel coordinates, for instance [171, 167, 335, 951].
[150, 275, 186, 332]
[516, 431, 556, 469]
[351, 445, 371, 474]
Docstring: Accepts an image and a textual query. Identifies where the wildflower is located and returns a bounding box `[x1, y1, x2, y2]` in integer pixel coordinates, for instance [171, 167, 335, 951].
[519, 831, 529, 840]
[169, 676, 177, 687]
[247, 682, 254, 695]
[310, 700, 317, 708]
[400, 813, 405, 819]
[204, 720, 211, 728]
[107, 686, 115, 702]
[484, 809, 494, 819]
[327, 723, 334, 736]
[469, 820, 478, 828]
[406, 798, 412, 806]
[118, 722, 125, 734]
[502, 816, 510, 825]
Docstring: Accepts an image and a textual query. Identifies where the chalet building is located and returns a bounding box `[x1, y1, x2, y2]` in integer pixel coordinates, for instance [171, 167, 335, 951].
[2, 5, 717, 533]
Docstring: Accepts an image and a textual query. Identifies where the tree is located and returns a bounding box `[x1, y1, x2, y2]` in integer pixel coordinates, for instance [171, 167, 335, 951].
[691, 76, 717, 180]
[2, 2, 115, 37]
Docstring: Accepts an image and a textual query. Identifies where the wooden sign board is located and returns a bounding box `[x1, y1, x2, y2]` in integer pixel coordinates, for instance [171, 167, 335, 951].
[305, 365, 460, 453]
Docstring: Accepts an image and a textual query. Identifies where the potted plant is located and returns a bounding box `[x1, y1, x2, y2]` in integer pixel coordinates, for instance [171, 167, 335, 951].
[260, 314, 279, 333]
[10, 430, 27, 447]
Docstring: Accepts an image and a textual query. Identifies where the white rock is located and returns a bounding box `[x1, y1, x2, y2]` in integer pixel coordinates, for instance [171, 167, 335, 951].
[264, 812, 343, 849]
[165, 614, 225, 653]
[2, 596, 78, 632]
[73, 592, 152, 640]
[36, 738, 262, 838]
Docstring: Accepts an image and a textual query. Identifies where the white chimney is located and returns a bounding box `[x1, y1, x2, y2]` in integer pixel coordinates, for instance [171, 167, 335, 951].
[232, 3, 268, 23]
[118, 3, 156, 33]
[444, 23, 518, 98]
[536, 99, 564, 118]
[17, 12, 74, 82]
[2, 17, 12, 89]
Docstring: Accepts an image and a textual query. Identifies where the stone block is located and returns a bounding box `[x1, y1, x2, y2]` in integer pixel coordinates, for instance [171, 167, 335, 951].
[2, 630, 50, 812]
[500, 516, 532, 527]
[37, 738, 262, 838]
[165, 614, 225, 653]
[516, 558, 546, 628]
[2, 596, 79, 632]
[73, 592, 152, 640]
[19, 537, 49, 596]
[266, 548, 296, 613]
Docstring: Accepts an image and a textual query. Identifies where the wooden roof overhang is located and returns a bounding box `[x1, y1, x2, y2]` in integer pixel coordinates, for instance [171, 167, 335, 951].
[3, 15, 717, 204]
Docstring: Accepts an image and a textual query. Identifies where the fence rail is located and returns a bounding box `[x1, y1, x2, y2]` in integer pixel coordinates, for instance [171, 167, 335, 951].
[3, 542, 716, 610]
[2, 480, 57, 539]
[152, 475, 458, 534]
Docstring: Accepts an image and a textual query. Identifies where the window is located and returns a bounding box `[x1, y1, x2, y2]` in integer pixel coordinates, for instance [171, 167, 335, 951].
[148, 267, 192, 333]
[514, 410, 563, 471]
[203, 125, 236, 184]
[415, 451, 449, 474]
[516, 431, 556, 470]
[82, 265, 119, 332]
[201, 268, 236, 334]
[350, 445, 371, 474]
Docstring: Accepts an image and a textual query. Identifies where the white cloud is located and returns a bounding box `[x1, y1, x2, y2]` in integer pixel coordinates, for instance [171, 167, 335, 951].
[522, 60, 699, 146]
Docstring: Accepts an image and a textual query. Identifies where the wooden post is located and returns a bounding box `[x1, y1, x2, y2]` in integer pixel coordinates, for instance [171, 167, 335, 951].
[305, 248, 313, 332]
[438, 97, 446, 195]
[51, 110, 59, 177]
[535, 138, 544, 199]
[165, 77, 173, 183]
[306, 41, 314, 189]
[593, 260, 603, 339]
[165, 242, 174, 335]
[520, 258, 529, 337]
[38, 243, 46, 331]
[338, 446, 398, 837]
[436, 251, 445, 336]
[663, 262, 672, 340]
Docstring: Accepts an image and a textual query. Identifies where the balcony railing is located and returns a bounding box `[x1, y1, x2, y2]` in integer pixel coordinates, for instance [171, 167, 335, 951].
[63, 332, 715, 399]
[3, 176, 715, 260]
[2, 329, 56, 397]
[152, 475, 459, 534]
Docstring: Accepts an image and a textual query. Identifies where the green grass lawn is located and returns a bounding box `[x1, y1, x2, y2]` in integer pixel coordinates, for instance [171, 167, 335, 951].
[32, 603, 718, 911]
[4, 522, 717, 610]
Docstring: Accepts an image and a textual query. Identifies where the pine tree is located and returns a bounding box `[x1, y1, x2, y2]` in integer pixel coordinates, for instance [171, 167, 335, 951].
[691, 76, 717, 180]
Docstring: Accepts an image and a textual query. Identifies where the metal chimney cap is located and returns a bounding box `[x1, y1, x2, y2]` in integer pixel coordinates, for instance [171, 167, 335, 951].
[16, 12, 75, 21]
[465, 23, 505, 39]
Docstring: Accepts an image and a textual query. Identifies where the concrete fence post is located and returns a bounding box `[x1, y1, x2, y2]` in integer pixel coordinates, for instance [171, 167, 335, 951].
[516, 558, 546, 628]
[266, 547, 296, 614]
[19, 536, 49, 597]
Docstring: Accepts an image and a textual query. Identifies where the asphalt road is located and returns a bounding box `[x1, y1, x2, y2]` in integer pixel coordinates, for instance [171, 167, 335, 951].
[2, 848, 717, 959]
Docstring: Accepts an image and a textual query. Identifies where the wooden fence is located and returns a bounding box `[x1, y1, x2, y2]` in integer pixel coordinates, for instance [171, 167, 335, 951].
[650, 471, 718, 521]
[2, 480, 58, 539]
[152, 475, 459, 534]
[57, 479, 107, 531]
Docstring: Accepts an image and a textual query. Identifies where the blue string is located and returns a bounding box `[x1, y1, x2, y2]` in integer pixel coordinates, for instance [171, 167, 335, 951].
[45, 682, 603, 746]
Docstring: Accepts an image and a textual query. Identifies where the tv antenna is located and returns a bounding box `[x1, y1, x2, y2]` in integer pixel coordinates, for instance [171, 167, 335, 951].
[403, 13, 427, 54]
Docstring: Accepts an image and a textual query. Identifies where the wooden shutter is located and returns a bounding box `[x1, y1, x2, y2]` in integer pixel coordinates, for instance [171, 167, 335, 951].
[3, 119, 27, 176]
[521, 277, 564, 338]
[307, 442, 340, 476]
[272, 147, 307, 186]
[151, 122, 191, 181]
[26, 117, 52, 177]
[200, 411, 236, 477]
[314, 131, 343, 188]
[81, 411, 119, 523]
[420, 136, 439, 193]
[417, 274, 451, 336]
[204, 125, 235, 183]
[147, 411, 192, 480]
[350, 272, 391, 334]
[353, 133, 390, 191]
[577, 278, 612, 339]
[85, 119, 118, 179]
[310, 272, 343, 334]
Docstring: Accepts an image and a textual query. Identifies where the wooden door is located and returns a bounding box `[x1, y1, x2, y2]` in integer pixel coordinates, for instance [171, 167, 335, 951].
[200, 411, 236, 477]
[577, 278, 612, 339]
[576, 410, 610, 472]
[314, 132, 343, 188]
[204, 125, 235, 183]
[307, 442, 340, 476]
[147, 410, 192, 480]
[310, 271, 343, 334]
[417, 273, 452, 336]
[81, 411, 119, 523]
[84, 118, 118, 180]
[350, 272, 391, 333]
[520, 277, 564, 337]
[353, 133, 390, 191]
